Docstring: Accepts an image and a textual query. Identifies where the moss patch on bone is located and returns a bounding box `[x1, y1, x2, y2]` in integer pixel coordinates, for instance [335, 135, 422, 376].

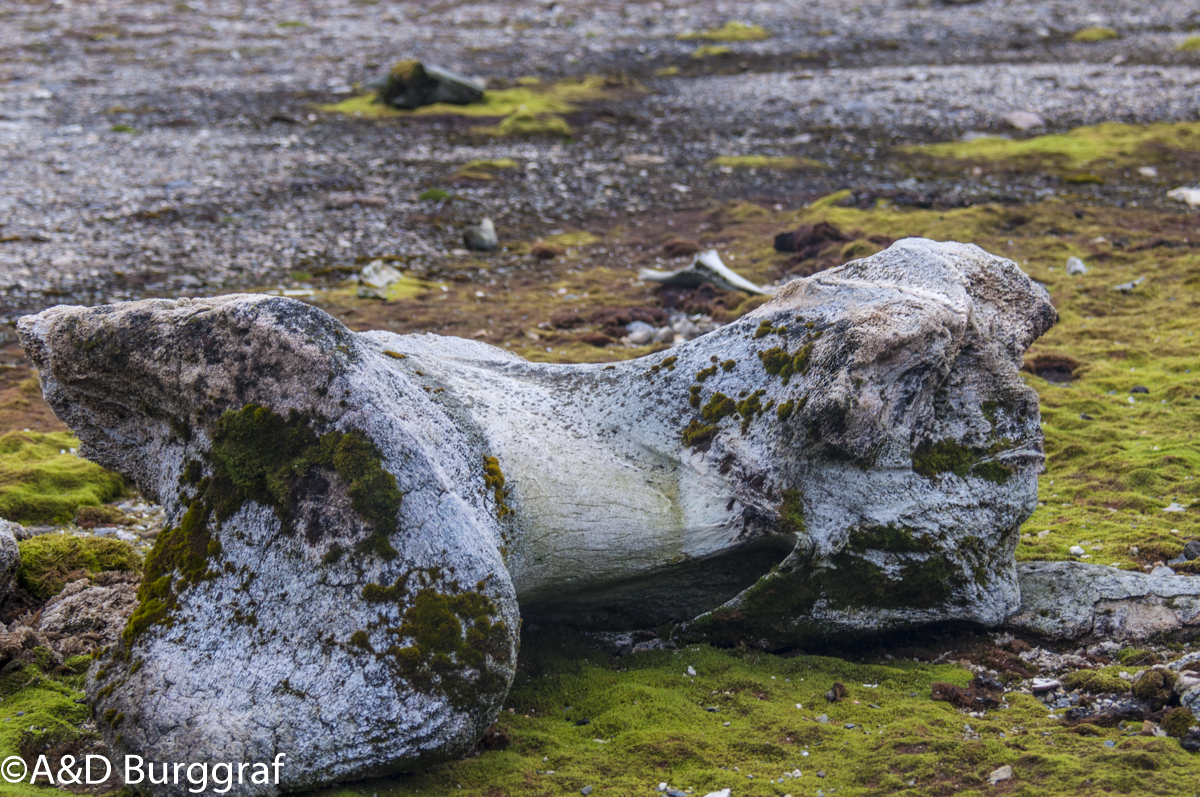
[123, 404, 404, 646]
[360, 570, 510, 711]
[0, 431, 126, 525]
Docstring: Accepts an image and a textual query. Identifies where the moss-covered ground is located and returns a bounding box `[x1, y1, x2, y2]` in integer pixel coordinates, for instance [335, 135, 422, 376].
[311, 630, 1200, 797]
[0, 653, 101, 797]
[0, 431, 126, 525]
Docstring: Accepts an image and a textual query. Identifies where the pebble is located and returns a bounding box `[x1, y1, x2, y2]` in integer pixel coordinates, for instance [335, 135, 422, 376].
[1005, 110, 1045, 130]
[816, 714, 829, 723]
[687, 666, 697, 677]
[987, 765, 1013, 784]
[1167, 187, 1200, 207]
[1164, 502, 1188, 513]
[1104, 740, 1116, 748]
[1150, 566, 1176, 577]
[702, 791, 731, 797]
[1112, 277, 1145, 292]
[1065, 256, 1088, 275]
[1069, 546, 1086, 556]
[1031, 678, 1060, 693]
[581, 786, 593, 796]
[463, 218, 498, 251]
[1129, 385, 1149, 394]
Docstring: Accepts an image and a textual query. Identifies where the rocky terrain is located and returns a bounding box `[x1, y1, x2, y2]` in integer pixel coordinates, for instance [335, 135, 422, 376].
[1, 0, 1200, 795]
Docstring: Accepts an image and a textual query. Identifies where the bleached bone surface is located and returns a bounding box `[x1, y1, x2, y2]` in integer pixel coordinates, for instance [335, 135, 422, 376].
[18, 238, 1053, 794]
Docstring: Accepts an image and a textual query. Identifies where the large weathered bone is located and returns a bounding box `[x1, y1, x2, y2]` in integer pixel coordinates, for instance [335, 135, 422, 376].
[18, 238, 1054, 794]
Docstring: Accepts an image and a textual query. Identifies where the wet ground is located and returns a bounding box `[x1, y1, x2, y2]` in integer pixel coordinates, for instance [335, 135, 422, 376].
[3, 0, 1200, 323]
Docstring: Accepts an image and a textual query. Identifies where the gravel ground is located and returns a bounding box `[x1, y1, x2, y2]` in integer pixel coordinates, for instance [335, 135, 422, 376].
[3, 0, 1200, 324]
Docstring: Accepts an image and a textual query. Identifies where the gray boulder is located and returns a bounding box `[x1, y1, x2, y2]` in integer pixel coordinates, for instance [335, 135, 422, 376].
[18, 237, 1053, 792]
[1008, 561, 1200, 641]
[0, 519, 18, 600]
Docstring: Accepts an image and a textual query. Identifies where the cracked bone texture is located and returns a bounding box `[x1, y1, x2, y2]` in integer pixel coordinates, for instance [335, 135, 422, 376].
[19, 237, 1052, 792]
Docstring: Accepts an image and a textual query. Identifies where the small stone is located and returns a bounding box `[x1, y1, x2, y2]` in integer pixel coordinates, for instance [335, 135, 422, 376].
[1138, 166, 1159, 178]
[1184, 541, 1200, 560]
[1169, 556, 1188, 566]
[817, 770, 826, 778]
[657, 784, 667, 793]
[1129, 386, 1149, 394]
[580, 787, 593, 796]
[1164, 502, 1188, 513]
[987, 765, 1013, 784]
[1151, 566, 1175, 577]
[701, 790, 730, 797]
[464, 218, 498, 251]
[1031, 678, 1060, 693]
[574, 718, 590, 726]
[1065, 256, 1088, 275]
[360, 260, 404, 290]
[1112, 277, 1144, 292]
[1167, 187, 1200, 207]
[1005, 110, 1045, 130]
[1104, 740, 1116, 748]
[687, 666, 697, 677]
[816, 714, 829, 724]
[1079, 412, 1094, 420]
[1069, 546, 1086, 556]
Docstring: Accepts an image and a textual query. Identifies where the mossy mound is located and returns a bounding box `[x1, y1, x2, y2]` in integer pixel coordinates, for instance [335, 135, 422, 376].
[1163, 706, 1196, 738]
[0, 431, 126, 524]
[1061, 669, 1130, 694]
[306, 629, 1200, 797]
[691, 44, 733, 59]
[15, 534, 141, 600]
[478, 110, 573, 138]
[1180, 36, 1200, 52]
[1132, 669, 1175, 710]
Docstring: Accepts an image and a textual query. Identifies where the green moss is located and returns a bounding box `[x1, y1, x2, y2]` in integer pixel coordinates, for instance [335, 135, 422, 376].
[777, 489, 805, 535]
[321, 75, 626, 119]
[16, 534, 140, 600]
[362, 576, 508, 710]
[678, 21, 770, 42]
[659, 356, 678, 371]
[123, 405, 404, 646]
[720, 359, 736, 372]
[1180, 35, 1200, 51]
[681, 420, 718, 449]
[0, 431, 126, 524]
[688, 385, 702, 408]
[418, 188, 451, 201]
[1061, 670, 1130, 694]
[735, 390, 766, 432]
[482, 110, 573, 138]
[0, 659, 93, 797]
[694, 365, 718, 382]
[350, 630, 374, 652]
[1132, 669, 1175, 710]
[690, 45, 733, 59]
[709, 155, 826, 171]
[776, 399, 796, 422]
[912, 439, 1013, 484]
[846, 524, 938, 554]
[700, 393, 737, 424]
[753, 319, 775, 339]
[1163, 707, 1196, 738]
[482, 456, 512, 518]
[1073, 26, 1118, 43]
[383, 350, 407, 359]
[208, 404, 402, 559]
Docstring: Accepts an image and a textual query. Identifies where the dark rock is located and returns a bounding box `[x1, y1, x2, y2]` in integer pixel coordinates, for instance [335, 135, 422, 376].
[373, 60, 484, 110]
[574, 718, 590, 726]
[531, 241, 566, 260]
[663, 238, 701, 258]
[930, 681, 1001, 709]
[1185, 541, 1200, 561]
[773, 221, 847, 255]
[825, 682, 848, 702]
[1130, 385, 1149, 394]
[464, 218, 498, 251]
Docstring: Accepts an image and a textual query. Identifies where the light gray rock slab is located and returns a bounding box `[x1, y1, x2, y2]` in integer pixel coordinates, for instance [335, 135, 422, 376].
[1008, 560, 1200, 641]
